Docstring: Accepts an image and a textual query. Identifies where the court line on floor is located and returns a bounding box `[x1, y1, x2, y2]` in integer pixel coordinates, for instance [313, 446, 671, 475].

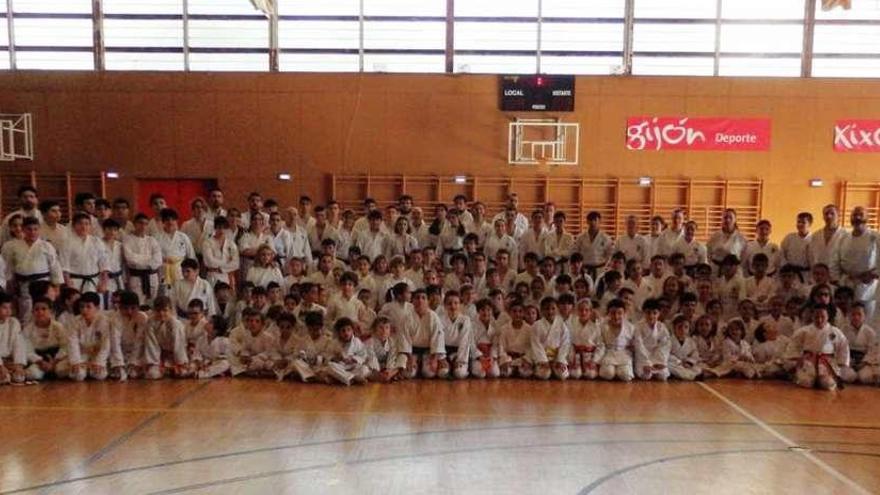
[0, 420, 753, 494]
[697, 382, 872, 495]
[82, 382, 212, 467]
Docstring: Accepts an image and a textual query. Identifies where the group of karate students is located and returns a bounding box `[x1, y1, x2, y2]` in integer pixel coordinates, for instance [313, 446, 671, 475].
[0, 184, 878, 390]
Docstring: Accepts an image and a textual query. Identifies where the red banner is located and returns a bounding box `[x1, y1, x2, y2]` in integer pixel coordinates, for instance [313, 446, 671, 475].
[626, 116, 771, 151]
[834, 120, 880, 152]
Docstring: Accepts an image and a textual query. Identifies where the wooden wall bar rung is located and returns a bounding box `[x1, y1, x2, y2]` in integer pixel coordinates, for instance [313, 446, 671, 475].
[331, 174, 763, 242]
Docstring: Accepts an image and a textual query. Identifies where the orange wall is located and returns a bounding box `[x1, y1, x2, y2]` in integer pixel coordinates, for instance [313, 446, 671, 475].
[1, 71, 879, 240]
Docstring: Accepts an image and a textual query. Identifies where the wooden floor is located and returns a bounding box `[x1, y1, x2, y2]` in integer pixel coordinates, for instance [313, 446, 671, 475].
[1, 379, 879, 495]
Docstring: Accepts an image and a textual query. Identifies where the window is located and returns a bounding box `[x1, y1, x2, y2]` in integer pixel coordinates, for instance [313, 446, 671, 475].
[187, 0, 268, 71]
[813, 1, 880, 78]
[103, 0, 184, 71]
[278, 0, 359, 72]
[632, 0, 715, 76]
[0, 5, 9, 70]
[12, 0, 93, 70]
[363, 1, 445, 73]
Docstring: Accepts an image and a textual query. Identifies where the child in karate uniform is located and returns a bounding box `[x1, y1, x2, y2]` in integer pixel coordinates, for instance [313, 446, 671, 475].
[859, 332, 880, 385]
[59, 292, 112, 381]
[22, 297, 65, 381]
[568, 298, 603, 380]
[497, 299, 533, 378]
[706, 318, 757, 379]
[272, 312, 312, 382]
[323, 317, 371, 385]
[528, 297, 571, 380]
[751, 321, 790, 379]
[192, 315, 231, 379]
[246, 244, 284, 289]
[169, 258, 216, 318]
[470, 298, 500, 379]
[634, 298, 671, 381]
[841, 303, 876, 384]
[366, 317, 405, 382]
[229, 308, 277, 377]
[598, 298, 636, 382]
[0, 292, 26, 384]
[183, 299, 209, 371]
[792, 303, 851, 390]
[143, 296, 189, 379]
[398, 290, 445, 379]
[437, 290, 474, 380]
[668, 315, 702, 381]
[111, 291, 147, 379]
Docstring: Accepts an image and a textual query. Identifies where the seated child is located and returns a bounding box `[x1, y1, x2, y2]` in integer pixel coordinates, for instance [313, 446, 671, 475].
[470, 298, 500, 379]
[568, 298, 602, 380]
[437, 290, 474, 380]
[229, 308, 277, 377]
[192, 315, 231, 379]
[792, 303, 850, 390]
[496, 299, 533, 378]
[668, 315, 702, 381]
[598, 298, 636, 382]
[143, 296, 189, 379]
[527, 297, 571, 380]
[706, 318, 757, 379]
[751, 321, 791, 379]
[634, 298, 671, 381]
[0, 292, 26, 384]
[22, 297, 65, 381]
[59, 292, 112, 382]
[366, 316, 405, 382]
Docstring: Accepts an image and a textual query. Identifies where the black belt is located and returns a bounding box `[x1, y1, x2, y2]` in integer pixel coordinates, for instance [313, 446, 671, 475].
[412, 346, 430, 354]
[35, 345, 60, 360]
[108, 270, 123, 280]
[15, 272, 50, 283]
[128, 267, 158, 297]
[70, 272, 101, 290]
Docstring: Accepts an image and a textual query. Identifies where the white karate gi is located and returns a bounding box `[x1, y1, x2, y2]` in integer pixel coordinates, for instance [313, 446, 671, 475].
[181, 217, 213, 255]
[123, 233, 163, 304]
[169, 278, 217, 317]
[246, 265, 284, 290]
[598, 320, 636, 381]
[109, 310, 147, 378]
[4, 238, 64, 320]
[527, 316, 571, 380]
[614, 234, 649, 267]
[671, 237, 708, 268]
[634, 321, 671, 381]
[398, 309, 445, 379]
[470, 317, 500, 379]
[751, 336, 791, 379]
[228, 325, 277, 376]
[668, 334, 702, 381]
[59, 314, 112, 381]
[809, 226, 846, 280]
[833, 229, 880, 321]
[22, 319, 65, 381]
[202, 236, 240, 286]
[575, 230, 614, 272]
[707, 230, 748, 266]
[438, 313, 474, 379]
[569, 317, 603, 380]
[154, 230, 196, 286]
[62, 234, 109, 293]
[707, 338, 757, 379]
[791, 324, 850, 390]
[143, 317, 189, 379]
[0, 318, 26, 383]
[780, 232, 813, 271]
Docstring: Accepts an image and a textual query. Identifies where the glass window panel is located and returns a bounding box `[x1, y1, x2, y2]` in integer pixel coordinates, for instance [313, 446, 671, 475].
[363, 21, 445, 50]
[632, 56, 714, 75]
[816, 0, 880, 19]
[721, 24, 802, 53]
[634, 0, 717, 19]
[455, 22, 538, 50]
[363, 53, 444, 73]
[280, 53, 359, 71]
[14, 18, 93, 47]
[364, 0, 445, 16]
[0, 52, 8, 70]
[814, 25, 880, 54]
[104, 19, 184, 48]
[188, 52, 268, 71]
[187, 0, 260, 15]
[12, 0, 91, 14]
[105, 51, 184, 70]
[721, 0, 804, 19]
[455, 0, 538, 18]
[188, 20, 268, 48]
[279, 20, 359, 49]
[16, 50, 93, 69]
[718, 56, 801, 76]
[633, 23, 715, 53]
[813, 58, 880, 78]
[454, 55, 537, 73]
[103, 0, 181, 15]
[542, 22, 624, 52]
[278, 0, 359, 16]
[541, 55, 622, 74]
[542, 0, 624, 18]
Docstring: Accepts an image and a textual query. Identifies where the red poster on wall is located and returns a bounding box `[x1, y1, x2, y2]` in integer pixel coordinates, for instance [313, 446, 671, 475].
[834, 120, 880, 152]
[626, 117, 771, 151]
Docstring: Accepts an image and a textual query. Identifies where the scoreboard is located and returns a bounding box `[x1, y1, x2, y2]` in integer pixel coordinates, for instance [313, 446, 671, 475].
[499, 75, 575, 112]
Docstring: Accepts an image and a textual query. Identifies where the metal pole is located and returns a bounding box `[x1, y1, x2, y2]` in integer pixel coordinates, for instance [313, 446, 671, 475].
[622, 0, 634, 75]
[713, 0, 722, 76]
[269, 5, 279, 71]
[802, 0, 816, 77]
[92, 0, 104, 70]
[445, 0, 454, 73]
[536, 0, 543, 73]
[358, 0, 364, 72]
[183, 0, 190, 71]
[7, 0, 15, 70]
